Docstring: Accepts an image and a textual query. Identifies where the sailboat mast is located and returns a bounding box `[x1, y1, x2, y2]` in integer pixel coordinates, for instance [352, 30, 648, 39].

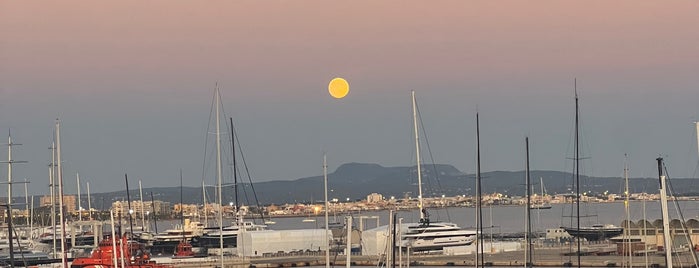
[695, 122, 699, 161]
[87, 182, 92, 221]
[215, 87, 224, 266]
[411, 91, 424, 221]
[323, 153, 330, 268]
[180, 169, 185, 242]
[476, 112, 484, 268]
[150, 192, 158, 234]
[7, 133, 13, 208]
[657, 157, 672, 268]
[140, 180, 145, 230]
[230, 117, 239, 224]
[77, 173, 81, 221]
[56, 119, 67, 266]
[24, 179, 29, 226]
[125, 174, 134, 238]
[624, 155, 631, 268]
[49, 140, 57, 258]
[525, 137, 532, 267]
[574, 85, 581, 268]
[202, 180, 208, 227]
[5, 133, 26, 215]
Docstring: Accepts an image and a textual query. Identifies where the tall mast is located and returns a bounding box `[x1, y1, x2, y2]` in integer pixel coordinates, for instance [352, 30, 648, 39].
[87, 182, 92, 221]
[525, 137, 532, 267]
[180, 169, 185, 242]
[323, 153, 330, 268]
[56, 119, 67, 267]
[657, 157, 672, 268]
[411, 91, 425, 221]
[4, 132, 27, 214]
[77, 173, 81, 221]
[574, 83, 581, 268]
[49, 140, 57, 257]
[6, 133, 14, 208]
[624, 155, 631, 268]
[229, 117, 239, 225]
[696, 122, 699, 165]
[125, 174, 134, 238]
[150, 192, 158, 233]
[139, 180, 145, 230]
[476, 112, 484, 268]
[202, 180, 208, 227]
[24, 179, 29, 226]
[215, 87, 224, 267]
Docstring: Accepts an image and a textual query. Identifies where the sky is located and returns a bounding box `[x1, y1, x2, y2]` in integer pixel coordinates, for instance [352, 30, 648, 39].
[1, 1, 698, 196]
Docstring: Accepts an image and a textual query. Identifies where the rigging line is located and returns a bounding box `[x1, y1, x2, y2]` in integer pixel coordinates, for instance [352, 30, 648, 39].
[663, 165, 699, 267]
[414, 98, 450, 221]
[201, 88, 217, 210]
[11, 224, 29, 268]
[415, 97, 434, 199]
[230, 121, 267, 222]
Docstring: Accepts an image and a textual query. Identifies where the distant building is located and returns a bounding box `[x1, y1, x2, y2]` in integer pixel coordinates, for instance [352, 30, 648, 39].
[112, 200, 170, 217]
[40, 195, 77, 213]
[367, 193, 383, 203]
[174, 203, 199, 217]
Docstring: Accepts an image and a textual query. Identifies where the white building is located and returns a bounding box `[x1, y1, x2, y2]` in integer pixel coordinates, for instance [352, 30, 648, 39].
[367, 193, 384, 203]
[238, 229, 331, 257]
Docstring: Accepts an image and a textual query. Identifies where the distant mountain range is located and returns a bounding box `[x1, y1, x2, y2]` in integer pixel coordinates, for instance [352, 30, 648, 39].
[80, 162, 698, 207]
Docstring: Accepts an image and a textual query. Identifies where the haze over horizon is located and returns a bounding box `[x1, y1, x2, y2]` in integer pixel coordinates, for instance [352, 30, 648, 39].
[1, 1, 699, 195]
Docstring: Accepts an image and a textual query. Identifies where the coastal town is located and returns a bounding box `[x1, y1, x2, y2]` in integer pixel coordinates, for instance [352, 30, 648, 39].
[6, 191, 687, 222]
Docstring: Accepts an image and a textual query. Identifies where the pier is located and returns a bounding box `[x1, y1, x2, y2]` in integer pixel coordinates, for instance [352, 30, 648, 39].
[161, 244, 696, 268]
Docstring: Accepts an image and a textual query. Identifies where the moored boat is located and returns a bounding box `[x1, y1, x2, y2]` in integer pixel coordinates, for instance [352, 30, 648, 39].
[563, 224, 623, 242]
[71, 235, 171, 268]
[399, 91, 476, 252]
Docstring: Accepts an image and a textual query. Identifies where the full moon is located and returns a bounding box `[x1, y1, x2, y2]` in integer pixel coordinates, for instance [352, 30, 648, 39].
[328, 78, 349, 99]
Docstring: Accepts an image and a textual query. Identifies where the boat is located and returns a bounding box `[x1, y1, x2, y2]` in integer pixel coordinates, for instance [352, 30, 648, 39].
[171, 170, 195, 259]
[173, 241, 195, 259]
[563, 224, 623, 242]
[561, 88, 622, 246]
[71, 235, 171, 268]
[400, 91, 477, 252]
[401, 221, 478, 251]
[0, 249, 52, 267]
[194, 88, 267, 259]
[530, 203, 552, 210]
[530, 177, 552, 209]
[150, 219, 205, 255]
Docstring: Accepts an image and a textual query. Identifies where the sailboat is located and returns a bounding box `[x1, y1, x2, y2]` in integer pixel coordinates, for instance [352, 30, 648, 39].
[399, 91, 477, 252]
[530, 178, 552, 210]
[562, 89, 622, 244]
[194, 89, 266, 256]
[174, 170, 195, 259]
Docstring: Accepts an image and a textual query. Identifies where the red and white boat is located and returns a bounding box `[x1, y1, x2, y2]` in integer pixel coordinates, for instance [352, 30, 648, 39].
[71, 235, 171, 268]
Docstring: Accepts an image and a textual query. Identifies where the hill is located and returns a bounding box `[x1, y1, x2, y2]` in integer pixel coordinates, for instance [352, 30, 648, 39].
[80, 162, 697, 206]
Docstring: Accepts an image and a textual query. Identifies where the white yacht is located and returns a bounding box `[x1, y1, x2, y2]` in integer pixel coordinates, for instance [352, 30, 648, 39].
[401, 221, 477, 251]
[153, 219, 205, 242]
[150, 219, 205, 255]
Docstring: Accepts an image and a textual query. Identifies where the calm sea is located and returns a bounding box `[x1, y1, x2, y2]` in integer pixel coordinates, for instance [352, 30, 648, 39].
[153, 200, 699, 233]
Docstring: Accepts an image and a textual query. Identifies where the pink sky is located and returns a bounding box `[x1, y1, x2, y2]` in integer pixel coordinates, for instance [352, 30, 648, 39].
[1, 1, 699, 194]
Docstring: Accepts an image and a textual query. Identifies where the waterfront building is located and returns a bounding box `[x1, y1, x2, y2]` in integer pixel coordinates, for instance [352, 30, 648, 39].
[366, 193, 383, 203]
[40, 194, 77, 213]
[111, 200, 170, 217]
